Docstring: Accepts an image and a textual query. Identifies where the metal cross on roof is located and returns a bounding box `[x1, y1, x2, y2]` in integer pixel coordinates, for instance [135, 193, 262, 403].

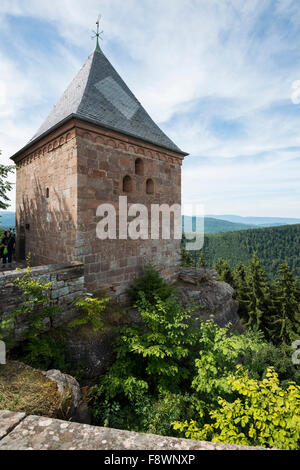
[92, 15, 103, 52]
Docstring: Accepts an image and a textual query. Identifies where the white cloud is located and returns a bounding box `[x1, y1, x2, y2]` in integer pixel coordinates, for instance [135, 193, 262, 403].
[0, 0, 300, 216]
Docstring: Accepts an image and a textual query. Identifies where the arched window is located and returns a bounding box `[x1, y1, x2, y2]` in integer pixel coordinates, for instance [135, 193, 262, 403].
[135, 158, 144, 176]
[46, 188, 50, 199]
[146, 179, 154, 195]
[123, 175, 132, 193]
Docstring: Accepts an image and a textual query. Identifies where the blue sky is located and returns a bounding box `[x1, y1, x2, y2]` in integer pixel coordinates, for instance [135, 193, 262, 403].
[1, 0, 300, 217]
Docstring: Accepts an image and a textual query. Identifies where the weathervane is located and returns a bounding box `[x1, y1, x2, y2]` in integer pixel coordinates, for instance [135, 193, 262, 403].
[92, 15, 103, 52]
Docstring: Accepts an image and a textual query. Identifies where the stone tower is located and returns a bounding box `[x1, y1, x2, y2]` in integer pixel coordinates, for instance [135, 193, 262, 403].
[11, 41, 188, 295]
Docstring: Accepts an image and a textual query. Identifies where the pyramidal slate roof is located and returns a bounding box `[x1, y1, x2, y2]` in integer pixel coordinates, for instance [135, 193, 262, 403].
[27, 48, 186, 155]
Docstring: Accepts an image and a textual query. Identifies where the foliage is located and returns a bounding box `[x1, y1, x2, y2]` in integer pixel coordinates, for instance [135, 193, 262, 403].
[245, 254, 271, 332]
[17, 332, 68, 371]
[191, 321, 265, 402]
[127, 263, 175, 303]
[183, 223, 300, 280]
[99, 293, 199, 402]
[90, 389, 196, 437]
[89, 264, 300, 444]
[0, 264, 64, 369]
[214, 259, 236, 287]
[244, 342, 300, 388]
[197, 254, 208, 268]
[0, 156, 15, 210]
[69, 296, 110, 332]
[270, 261, 300, 344]
[90, 268, 202, 431]
[182, 248, 300, 346]
[0, 265, 58, 345]
[174, 367, 300, 450]
[180, 246, 194, 267]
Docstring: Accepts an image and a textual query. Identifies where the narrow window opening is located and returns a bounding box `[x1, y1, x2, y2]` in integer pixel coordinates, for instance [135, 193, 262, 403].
[46, 188, 50, 199]
[135, 158, 144, 176]
[146, 179, 154, 195]
[123, 175, 133, 193]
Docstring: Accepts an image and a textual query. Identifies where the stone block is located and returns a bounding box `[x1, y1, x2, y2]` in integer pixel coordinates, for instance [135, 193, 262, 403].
[51, 287, 70, 300]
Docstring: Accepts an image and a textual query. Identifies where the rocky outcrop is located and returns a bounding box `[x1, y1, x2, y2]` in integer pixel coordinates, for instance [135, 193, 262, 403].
[65, 328, 119, 382]
[64, 305, 140, 381]
[44, 369, 90, 424]
[178, 267, 241, 330]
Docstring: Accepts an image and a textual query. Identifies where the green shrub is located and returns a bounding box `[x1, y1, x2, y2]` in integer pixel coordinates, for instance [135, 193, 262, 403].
[100, 293, 199, 401]
[191, 320, 265, 401]
[127, 264, 175, 304]
[0, 265, 60, 349]
[174, 367, 300, 450]
[244, 342, 300, 387]
[181, 247, 194, 267]
[69, 296, 110, 332]
[0, 265, 67, 370]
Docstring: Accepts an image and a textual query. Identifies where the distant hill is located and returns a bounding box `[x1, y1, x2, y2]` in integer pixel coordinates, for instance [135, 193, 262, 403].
[0, 212, 16, 229]
[191, 223, 300, 280]
[206, 214, 300, 227]
[183, 216, 258, 234]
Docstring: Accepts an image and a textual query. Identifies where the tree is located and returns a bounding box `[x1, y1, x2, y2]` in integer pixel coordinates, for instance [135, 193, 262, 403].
[246, 253, 271, 333]
[181, 247, 194, 267]
[197, 253, 208, 268]
[234, 262, 251, 322]
[270, 261, 300, 345]
[214, 258, 235, 288]
[0, 150, 15, 210]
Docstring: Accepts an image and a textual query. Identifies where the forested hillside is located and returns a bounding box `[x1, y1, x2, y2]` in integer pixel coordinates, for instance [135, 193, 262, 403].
[184, 223, 300, 280]
[183, 216, 257, 233]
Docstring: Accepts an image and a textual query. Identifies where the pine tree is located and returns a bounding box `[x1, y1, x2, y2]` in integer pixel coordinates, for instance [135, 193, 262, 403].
[246, 253, 271, 334]
[214, 259, 235, 288]
[197, 253, 208, 268]
[270, 261, 300, 345]
[181, 247, 194, 267]
[234, 262, 250, 322]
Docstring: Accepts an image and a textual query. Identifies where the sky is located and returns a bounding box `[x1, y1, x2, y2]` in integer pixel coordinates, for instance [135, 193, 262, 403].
[1, 0, 300, 217]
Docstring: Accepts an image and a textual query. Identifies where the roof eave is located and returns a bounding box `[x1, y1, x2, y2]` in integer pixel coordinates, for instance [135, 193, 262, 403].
[11, 114, 189, 163]
[10, 114, 77, 163]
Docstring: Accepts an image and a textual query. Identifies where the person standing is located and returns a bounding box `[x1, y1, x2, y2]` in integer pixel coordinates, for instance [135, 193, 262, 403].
[1, 230, 16, 269]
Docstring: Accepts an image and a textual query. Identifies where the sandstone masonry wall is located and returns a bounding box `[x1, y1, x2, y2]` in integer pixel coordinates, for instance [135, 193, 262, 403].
[76, 121, 183, 295]
[0, 262, 85, 341]
[15, 123, 78, 266]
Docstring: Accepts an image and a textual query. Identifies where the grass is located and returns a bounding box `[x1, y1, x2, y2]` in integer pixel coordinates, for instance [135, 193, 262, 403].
[0, 362, 73, 419]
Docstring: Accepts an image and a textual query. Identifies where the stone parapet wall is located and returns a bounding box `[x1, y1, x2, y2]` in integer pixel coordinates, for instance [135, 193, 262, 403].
[0, 411, 264, 450]
[0, 262, 85, 341]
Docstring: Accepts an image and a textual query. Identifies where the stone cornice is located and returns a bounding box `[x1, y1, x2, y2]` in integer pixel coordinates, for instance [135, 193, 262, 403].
[12, 120, 77, 168]
[13, 117, 187, 168]
[75, 120, 185, 166]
